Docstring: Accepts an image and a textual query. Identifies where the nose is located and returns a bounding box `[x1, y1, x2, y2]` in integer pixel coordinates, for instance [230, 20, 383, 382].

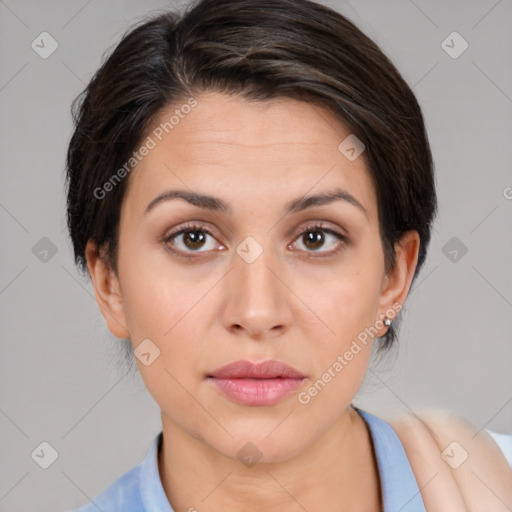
[221, 238, 294, 341]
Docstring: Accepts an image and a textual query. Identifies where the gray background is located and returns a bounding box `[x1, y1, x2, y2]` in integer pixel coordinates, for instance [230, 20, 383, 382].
[1, 0, 511, 510]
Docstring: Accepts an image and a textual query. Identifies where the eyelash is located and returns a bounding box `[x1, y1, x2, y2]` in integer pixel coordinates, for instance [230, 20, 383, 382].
[162, 221, 348, 260]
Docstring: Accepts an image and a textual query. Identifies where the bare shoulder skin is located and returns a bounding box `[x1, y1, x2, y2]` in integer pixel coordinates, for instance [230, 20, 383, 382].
[390, 409, 512, 512]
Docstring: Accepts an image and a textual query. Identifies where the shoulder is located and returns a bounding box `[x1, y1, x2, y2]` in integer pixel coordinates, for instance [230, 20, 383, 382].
[390, 408, 512, 512]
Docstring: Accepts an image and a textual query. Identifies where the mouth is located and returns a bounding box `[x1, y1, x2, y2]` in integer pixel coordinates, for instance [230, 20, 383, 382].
[207, 359, 306, 406]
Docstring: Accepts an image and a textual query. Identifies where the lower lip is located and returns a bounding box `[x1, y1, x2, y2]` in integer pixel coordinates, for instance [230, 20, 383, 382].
[208, 377, 304, 406]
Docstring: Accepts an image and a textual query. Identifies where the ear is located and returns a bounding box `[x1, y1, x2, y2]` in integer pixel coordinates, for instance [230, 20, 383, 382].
[376, 230, 420, 335]
[85, 240, 130, 339]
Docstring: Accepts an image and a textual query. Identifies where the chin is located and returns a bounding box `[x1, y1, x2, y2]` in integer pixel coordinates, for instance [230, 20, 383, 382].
[207, 426, 309, 466]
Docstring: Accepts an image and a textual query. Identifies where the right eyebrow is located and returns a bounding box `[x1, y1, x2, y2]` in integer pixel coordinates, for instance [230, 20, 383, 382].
[145, 189, 231, 215]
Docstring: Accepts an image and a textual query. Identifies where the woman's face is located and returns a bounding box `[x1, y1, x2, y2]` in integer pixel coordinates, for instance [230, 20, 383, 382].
[88, 91, 418, 463]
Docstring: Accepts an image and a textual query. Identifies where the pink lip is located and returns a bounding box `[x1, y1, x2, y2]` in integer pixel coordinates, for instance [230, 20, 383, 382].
[207, 360, 306, 406]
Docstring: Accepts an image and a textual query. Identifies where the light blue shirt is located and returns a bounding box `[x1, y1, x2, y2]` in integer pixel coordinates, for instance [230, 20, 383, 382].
[69, 408, 512, 512]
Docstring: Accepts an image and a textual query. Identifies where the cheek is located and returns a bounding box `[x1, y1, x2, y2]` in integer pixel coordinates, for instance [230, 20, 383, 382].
[307, 261, 382, 337]
[120, 228, 384, 351]
[297, 271, 381, 411]
[117, 232, 199, 338]
[119, 266, 206, 412]
[297, 261, 383, 398]
[118, 249, 214, 393]
[122, 272, 203, 344]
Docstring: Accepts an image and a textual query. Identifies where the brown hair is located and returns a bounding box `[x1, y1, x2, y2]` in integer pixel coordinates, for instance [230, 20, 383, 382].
[65, 0, 437, 356]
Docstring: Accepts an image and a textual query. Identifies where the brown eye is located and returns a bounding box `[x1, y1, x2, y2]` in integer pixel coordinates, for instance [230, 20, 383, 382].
[302, 229, 325, 250]
[164, 224, 218, 254]
[292, 223, 348, 255]
[180, 229, 208, 250]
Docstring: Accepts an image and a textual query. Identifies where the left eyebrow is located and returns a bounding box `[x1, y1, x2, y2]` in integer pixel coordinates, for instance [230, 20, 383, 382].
[144, 187, 368, 220]
[284, 188, 368, 220]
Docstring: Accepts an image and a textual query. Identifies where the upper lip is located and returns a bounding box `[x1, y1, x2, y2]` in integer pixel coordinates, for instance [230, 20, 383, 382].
[208, 360, 305, 379]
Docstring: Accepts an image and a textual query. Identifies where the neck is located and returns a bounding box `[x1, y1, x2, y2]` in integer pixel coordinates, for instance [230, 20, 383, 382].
[157, 406, 382, 512]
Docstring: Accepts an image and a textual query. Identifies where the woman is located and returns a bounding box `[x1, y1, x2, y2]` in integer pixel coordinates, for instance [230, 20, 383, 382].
[65, 0, 512, 510]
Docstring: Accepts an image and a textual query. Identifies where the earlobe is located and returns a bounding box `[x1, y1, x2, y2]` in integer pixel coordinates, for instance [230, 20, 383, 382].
[376, 231, 420, 333]
[85, 241, 130, 339]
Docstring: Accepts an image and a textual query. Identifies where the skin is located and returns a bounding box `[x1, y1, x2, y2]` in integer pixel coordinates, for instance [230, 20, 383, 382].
[391, 409, 512, 511]
[86, 91, 421, 512]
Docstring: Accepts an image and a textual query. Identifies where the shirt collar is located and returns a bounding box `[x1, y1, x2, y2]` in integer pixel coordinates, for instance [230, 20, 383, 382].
[353, 406, 427, 512]
[139, 409, 427, 512]
[139, 432, 175, 512]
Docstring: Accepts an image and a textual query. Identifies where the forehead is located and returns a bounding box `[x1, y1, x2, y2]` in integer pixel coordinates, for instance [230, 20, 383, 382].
[123, 91, 377, 221]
